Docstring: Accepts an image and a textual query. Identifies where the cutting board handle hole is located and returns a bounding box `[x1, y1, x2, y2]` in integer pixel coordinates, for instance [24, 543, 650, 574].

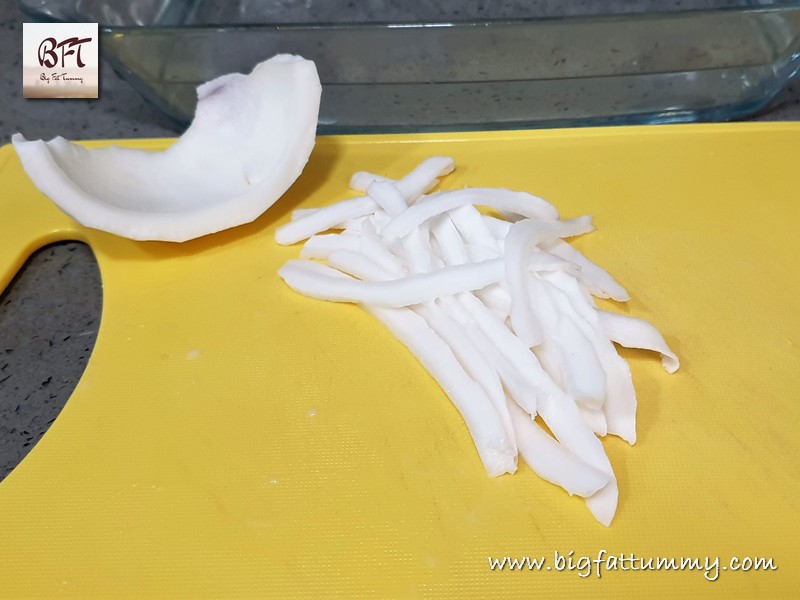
[0, 241, 101, 483]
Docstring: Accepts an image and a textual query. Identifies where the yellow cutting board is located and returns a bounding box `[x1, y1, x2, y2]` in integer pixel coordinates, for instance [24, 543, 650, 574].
[0, 125, 798, 598]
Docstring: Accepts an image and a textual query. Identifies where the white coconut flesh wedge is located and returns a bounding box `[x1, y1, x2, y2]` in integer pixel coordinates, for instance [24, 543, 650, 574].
[12, 54, 321, 242]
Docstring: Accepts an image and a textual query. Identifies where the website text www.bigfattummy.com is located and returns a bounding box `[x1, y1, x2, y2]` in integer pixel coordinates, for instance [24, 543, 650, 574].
[488, 551, 778, 581]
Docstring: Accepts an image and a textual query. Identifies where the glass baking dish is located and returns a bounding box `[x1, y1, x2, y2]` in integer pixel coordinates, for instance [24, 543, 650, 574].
[19, 0, 800, 133]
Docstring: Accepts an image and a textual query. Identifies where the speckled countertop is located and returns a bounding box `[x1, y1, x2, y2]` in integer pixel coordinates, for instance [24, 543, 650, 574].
[1, 1, 799, 481]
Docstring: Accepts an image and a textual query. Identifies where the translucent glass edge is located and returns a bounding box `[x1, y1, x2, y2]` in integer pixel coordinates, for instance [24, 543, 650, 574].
[103, 50, 800, 134]
[25, 0, 800, 133]
[312, 97, 791, 135]
[18, 0, 800, 30]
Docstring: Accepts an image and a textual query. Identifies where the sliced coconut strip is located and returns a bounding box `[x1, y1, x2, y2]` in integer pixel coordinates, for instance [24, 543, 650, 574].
[417, 303, 516, 450]
[428, 226, 513, 326]
[300, 232, 360, 259]
[367, 180, 407, 217]
[275, 196, 377, 245]
[14, 54, 321, 242]
[504, 217, 594, 348]
[395, 156, 456, 201]
[527, 277, 567, 390]
[578, 405, 608, 436]
[483, 215, 512, 240]
[543, 270, 600, 328]
[327, 250, 389, 282]
[292, 208, 318, 221]
[535, 388, 613, 477]
[531, 339, 566, 395]
[585, 478, 619, 527]
[532, 277, 607, 408]
[508, 401, 611, 498]
[366, 211, 392, 233]
[348, 156, 455, 200]
[475, 283, 512, 319]
[461, 320, 538, 414]
[548, 316, 607, 409]
[431, 216, 469, 266]
[588, 338, 638, 444]
[350, 171, 390, 192]
[544, 271, 638, 444]
[466, 243, 501, 263]
[427, 213, 570, 277]
[338, 217, 363, 232]
[529, 252, 582, 274]
[358, 221, 406, 277]
[380, 188, 560, 240]
[400, 224, 435, 274]
[450, 205, 500, 253]
[544, 239, 630, 302]
[597, 311, 680, 373]
[279, 258, 504, 307]
[456, 293, 542, 415]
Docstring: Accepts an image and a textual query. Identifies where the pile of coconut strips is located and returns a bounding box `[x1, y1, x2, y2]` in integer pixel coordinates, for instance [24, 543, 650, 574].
[275, 157, 679, 526]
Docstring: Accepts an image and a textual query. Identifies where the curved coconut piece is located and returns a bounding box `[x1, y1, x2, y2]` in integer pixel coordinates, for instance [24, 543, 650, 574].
[12, 54, 321, 242]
